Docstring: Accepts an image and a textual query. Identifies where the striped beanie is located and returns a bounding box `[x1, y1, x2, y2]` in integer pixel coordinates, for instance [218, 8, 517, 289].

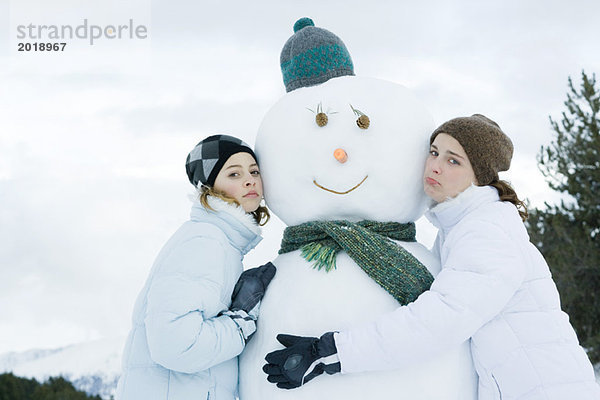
[280, 17, 354, 92]
[185, 134, 256, 188]
[430, 114, 513, 186]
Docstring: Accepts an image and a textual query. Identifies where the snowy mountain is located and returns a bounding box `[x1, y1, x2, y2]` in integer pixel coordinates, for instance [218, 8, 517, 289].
[0, 337, 125, 399]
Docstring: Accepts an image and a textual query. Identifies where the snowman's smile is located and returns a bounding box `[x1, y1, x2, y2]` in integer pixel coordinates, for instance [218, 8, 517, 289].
[313, 175, 368, 195]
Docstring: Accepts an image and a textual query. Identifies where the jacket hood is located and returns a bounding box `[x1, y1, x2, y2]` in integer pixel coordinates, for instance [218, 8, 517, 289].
[425, 184, 499, 230]
[190, 196, 262, 255]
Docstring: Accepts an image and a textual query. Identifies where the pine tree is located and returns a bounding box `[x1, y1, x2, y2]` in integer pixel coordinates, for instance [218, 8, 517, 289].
[526, 70, 600, 363]
[32, 376, 102, 400]
[0, 373, 38, 400]
[0, 373, 102, 400]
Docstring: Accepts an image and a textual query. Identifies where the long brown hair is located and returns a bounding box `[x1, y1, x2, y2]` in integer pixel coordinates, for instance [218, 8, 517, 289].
[199, 186, 270, 226]
[488, 180, 528, 222]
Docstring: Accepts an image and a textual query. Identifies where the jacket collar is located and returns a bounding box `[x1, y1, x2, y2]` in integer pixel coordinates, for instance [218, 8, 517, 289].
[425, 184, 499, 231]
[190, 196, 262, 255]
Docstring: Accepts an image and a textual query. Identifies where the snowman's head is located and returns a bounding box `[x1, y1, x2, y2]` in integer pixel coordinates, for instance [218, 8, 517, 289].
[255, 75, 434, 226]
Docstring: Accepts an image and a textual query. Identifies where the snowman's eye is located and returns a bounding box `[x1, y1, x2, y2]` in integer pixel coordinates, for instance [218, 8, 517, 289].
[316, 112, 328, 127]
[356, 114, 370, 129]
[350, 104, 370, 130]
[308, 102, 332, 127]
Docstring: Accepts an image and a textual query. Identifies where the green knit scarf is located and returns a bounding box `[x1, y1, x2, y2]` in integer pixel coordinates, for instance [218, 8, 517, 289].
[279, 220, 434, 305]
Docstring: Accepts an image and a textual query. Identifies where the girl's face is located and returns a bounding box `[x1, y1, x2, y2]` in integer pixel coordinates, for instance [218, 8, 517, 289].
[423, 133, 477, 203]
[213, 152, 263, 213]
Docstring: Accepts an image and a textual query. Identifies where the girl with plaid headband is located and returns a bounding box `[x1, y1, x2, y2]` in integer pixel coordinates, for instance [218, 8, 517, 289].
[117, 134, 275, 400]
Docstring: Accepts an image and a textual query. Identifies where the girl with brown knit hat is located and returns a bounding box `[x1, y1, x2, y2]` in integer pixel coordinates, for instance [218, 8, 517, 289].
[263, 115, 600, 400]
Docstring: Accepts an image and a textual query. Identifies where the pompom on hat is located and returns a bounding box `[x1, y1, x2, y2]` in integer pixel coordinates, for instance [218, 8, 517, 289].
[185, 134, 256, 188]
[430, 114, 514, 186]
[280, 17, 354, 92]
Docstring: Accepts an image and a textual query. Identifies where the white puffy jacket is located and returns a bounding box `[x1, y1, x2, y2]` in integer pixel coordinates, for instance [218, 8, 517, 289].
[116, 197, 262, 400]
[335, 185, 600, 400]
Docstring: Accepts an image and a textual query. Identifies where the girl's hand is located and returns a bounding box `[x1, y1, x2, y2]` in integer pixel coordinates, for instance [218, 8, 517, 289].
[230, 262, 276, 317]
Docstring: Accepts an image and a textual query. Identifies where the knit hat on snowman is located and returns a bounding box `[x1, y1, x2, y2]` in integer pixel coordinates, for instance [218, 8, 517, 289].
[280, 17, 354, 92]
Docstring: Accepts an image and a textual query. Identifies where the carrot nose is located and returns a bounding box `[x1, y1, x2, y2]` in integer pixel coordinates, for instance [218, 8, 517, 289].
[334, 148, 348, 163]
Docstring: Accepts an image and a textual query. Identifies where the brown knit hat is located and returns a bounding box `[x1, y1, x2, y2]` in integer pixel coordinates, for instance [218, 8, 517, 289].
[429, 114, 513, 185]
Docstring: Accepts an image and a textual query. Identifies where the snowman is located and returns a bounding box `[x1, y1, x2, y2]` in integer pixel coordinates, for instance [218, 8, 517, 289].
[239, 18, 477, 400]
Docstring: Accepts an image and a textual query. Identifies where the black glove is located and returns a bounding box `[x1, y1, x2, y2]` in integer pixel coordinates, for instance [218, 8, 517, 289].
[263, 332, 341, 389]
[231, 262, 276, 316]
[222, 262, 276, 344]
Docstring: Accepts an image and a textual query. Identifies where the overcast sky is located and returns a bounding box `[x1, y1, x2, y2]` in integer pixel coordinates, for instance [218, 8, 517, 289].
[1, 0, 599, 355]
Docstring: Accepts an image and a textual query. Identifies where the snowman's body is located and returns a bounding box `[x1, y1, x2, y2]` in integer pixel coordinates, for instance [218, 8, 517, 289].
[240, 76, 478, 399]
